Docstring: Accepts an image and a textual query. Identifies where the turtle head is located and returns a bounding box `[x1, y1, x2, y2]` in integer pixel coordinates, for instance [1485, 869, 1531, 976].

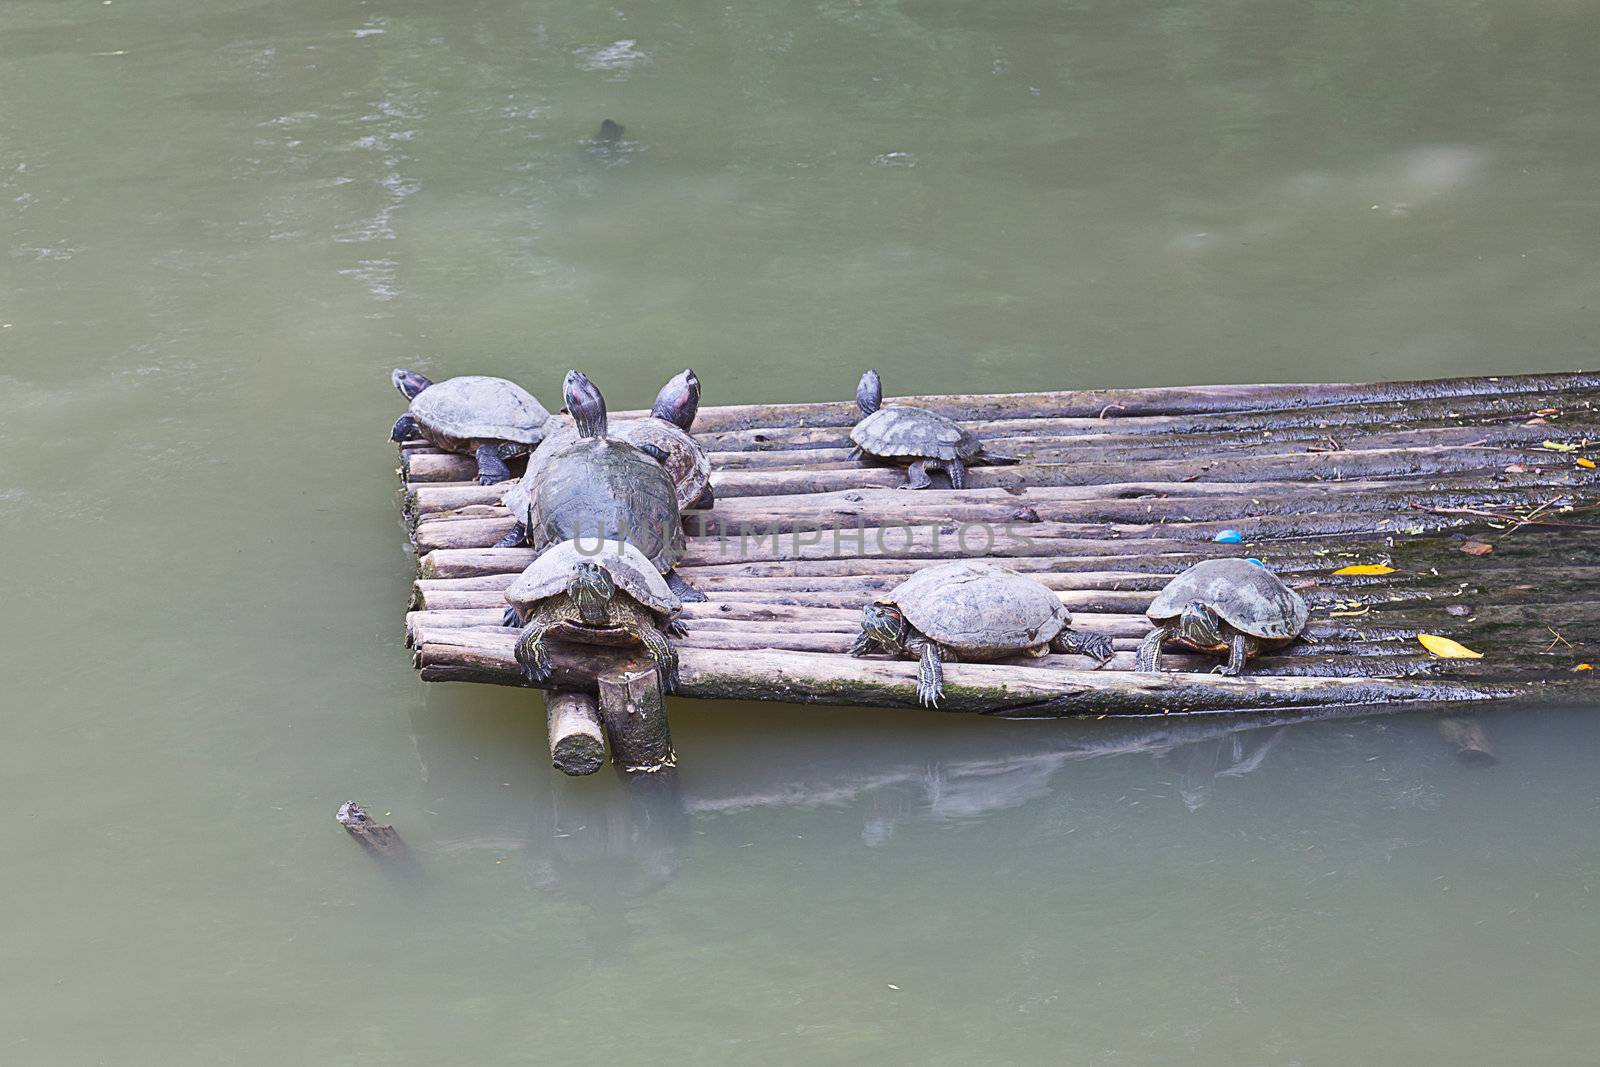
[569, 560, 617, 626]
[650, 368, 700, 430]
[597, 118, 624, 142]
[1178, 599, 1226, 650]
[565, 370, 608, 439]
[862, 601, 907, 650]
[393, 368, 433, 400]
[856, 370, 883, 416]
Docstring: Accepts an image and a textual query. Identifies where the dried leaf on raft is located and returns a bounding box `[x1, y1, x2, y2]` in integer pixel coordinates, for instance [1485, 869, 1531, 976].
[1331, 564, 1396, 576]
[1577, 664, 1594, 672]
[1418, 634, 1484, 659]
[1578, 458, 1597, 469]
[1541, 440, 1582, 452]
[1459, 540, 1494, 556]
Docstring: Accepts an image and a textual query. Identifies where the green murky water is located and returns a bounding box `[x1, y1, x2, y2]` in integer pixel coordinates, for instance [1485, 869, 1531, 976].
[4, 0, 1599, 1061]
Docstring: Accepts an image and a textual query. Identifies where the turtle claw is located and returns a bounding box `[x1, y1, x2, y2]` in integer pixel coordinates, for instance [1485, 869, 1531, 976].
[502, 606, 522, 627]
[667, 618, 689, 638]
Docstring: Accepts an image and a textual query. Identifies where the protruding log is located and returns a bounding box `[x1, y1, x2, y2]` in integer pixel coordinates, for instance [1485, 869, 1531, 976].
[1437, 715, 1499, 767]
[336, 801, 408, 861]
[546, 691, 607, 776]
[597, 666, 675, 773]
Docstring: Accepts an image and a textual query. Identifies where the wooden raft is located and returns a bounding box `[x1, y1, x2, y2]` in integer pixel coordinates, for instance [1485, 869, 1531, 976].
[400, 371, 1600, 727]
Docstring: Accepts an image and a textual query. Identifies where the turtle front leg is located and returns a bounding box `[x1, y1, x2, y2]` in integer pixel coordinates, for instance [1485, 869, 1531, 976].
[1218, 630, 1253, 677]
[494, 522, 527, 549]
[945, 458, 967, 489]
[1053, 627, 1115, 668]
[666, 617, 689, 638]
[901, 460, 933, 491]
[502, 605, 523, 627]
[1135, 625, 1174, 673]
[474, 443, 512, 485]
[514, 615, 557, 683]
[916, 641, 946, 708]
[665, 569, 707, 603]
[635, 621, 680, 694]
[390, 413, 422, 442]
[978, 447, 1020, 466]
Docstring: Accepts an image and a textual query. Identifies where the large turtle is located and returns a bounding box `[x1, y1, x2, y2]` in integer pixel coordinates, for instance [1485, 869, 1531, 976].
[498, 370, 706, 602]
[504, 538, 682, 692]
[516, 369, 712, 512]
[850, 561, 1114, 707]
[390, 369, 550, 484]
[850, 370, 1019, 489]
[1135, 558, 1309, 676]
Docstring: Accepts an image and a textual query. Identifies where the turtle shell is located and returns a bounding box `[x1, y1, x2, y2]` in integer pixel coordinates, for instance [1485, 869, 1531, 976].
[505, 539, 680, 618]
[1145, 558, 1309, 639]
[851, 405, 982, 462]
[521, 437, 686, 572]
[409, 376, 549, 451]
[523, 414, 710, 511]
[880, 561, 1069, 655]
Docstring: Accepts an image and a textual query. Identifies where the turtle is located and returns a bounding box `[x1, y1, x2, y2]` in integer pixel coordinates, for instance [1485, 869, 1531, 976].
[390, 368, 550, 485]
[515, 368, 713, 512]
[504, 538, 682, 693]
[849, 370, 1019, 490]
[498, 370, 706, 602]
[1135, 558, 1309, 676]
[850, 560, 1115, 708]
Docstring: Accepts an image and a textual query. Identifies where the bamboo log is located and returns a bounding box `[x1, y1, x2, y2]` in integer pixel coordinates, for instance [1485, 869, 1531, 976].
[671, 372, 1600, 433]
[409, 481, 1581, 553]
[405, 444, 1586, 515]
[546, 691, 606, 776]
[598, 666, 675, 773]
[398, 409, 1597, 481]
[411, 628, 1511, 715]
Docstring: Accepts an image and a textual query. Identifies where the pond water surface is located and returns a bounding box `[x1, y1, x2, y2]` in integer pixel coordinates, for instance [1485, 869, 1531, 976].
[4, 0, 1599, 1062]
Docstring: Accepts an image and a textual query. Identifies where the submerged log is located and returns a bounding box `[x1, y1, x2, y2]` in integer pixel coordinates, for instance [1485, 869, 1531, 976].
[546, 691, 607, 776]
[336, 801, 408, 862]
[1436, 715, 1499, 766]
[598, 666, 675, 773]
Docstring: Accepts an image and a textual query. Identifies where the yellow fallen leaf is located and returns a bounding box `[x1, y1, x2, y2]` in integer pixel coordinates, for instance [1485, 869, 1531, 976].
[1576, 663, 1594, 672]
[1418, 634, 1484, 659]
[1542, 440, 1581, 452]
[1332, 564, 1395, 576]
[1328, 607, 1370, 618]
[1578, 457, 1596, 469]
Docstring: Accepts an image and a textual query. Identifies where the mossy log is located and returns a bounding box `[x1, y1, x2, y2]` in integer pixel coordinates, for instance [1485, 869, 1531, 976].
[546, 691, 606, 776]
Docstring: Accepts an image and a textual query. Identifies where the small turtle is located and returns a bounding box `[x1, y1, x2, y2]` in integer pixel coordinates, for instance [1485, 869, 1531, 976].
[504, 538, 682, 692]
[850, 560, 1114, 708]
[390, 369, 550, 485]
[515, 368, 712, 512]
[597, 119, 624, 142]
[498, 370, 705, 602]
[850, 370, 1019, 490]
[1135, 558, 1309, 676]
